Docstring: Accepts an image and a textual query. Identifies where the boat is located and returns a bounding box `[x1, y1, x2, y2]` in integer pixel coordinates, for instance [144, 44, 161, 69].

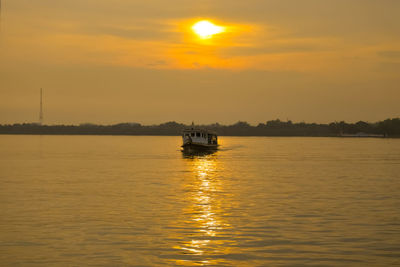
[340, 132, 385, 138]
[182, 125, 218, 151]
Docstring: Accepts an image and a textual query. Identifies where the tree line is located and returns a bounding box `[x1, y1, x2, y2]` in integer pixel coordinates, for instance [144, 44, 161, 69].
[0, 118, 399, 137]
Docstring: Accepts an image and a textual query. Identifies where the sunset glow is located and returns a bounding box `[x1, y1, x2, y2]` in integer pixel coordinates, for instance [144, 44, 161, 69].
[1, 2, 400, 265]
[192, 20, 225, 39]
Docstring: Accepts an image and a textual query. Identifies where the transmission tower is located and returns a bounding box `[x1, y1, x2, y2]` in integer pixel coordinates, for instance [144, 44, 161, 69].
[39, 88, 43, 125]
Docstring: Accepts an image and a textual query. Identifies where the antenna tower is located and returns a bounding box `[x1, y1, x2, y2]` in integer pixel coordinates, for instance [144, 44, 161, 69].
[0, 0, 2, 32]
[39, 88, 43, 125]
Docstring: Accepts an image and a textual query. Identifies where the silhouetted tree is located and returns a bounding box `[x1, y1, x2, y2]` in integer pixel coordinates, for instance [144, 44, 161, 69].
[1, 118, 399, 137]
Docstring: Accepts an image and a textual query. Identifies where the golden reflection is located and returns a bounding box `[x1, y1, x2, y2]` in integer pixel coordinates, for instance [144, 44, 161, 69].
[172, 151, 233, 265]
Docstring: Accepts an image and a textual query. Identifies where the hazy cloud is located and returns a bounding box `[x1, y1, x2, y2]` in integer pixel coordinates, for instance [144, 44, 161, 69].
[378, 50, 400, 59]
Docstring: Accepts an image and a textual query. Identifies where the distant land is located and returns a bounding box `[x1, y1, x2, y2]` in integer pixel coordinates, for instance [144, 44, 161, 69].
[1, 118, 399, 137]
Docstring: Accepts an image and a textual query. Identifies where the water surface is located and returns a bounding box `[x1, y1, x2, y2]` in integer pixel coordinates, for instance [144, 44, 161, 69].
[0, 135, 399, 266]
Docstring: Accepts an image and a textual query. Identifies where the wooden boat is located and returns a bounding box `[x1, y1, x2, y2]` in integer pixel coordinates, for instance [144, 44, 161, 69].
[182, 126, 218, 151]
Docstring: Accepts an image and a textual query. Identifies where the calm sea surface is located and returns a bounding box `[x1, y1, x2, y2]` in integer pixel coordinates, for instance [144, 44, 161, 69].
[0, 135, 399, 266]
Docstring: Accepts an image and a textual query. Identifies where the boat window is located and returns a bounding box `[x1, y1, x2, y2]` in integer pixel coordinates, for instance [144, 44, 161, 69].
[191, 132, 195, 137]
[196, 132, 200, 137]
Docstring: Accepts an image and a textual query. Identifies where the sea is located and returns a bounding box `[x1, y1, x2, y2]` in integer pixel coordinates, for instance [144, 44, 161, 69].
[0, 135, 399, 266]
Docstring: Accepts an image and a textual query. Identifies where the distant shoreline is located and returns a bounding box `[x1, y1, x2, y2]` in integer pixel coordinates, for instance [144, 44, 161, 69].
[1, 118, 399, 137]
[1, 133, 398, 138]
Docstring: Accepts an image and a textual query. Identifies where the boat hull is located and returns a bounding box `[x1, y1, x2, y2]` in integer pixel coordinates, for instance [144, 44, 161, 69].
[181, 143, 218, 151]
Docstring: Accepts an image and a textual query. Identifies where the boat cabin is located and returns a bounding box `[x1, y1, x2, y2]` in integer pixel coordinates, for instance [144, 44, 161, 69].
[182, 128, 218, 147]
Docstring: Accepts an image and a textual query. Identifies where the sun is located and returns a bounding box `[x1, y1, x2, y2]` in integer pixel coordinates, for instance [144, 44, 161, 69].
[192, 20, 225, 39]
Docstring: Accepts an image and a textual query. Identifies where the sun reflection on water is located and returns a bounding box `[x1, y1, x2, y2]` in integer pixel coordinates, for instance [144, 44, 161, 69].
[172, 151, 234, 265]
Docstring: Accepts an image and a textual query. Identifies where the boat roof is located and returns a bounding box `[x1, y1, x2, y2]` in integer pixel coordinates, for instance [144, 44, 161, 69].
[182, 128, 217, 135]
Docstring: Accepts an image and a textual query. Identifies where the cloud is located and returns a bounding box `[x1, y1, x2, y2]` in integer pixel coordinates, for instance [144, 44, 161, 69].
[377, 50, 400, 59]
[81, 22, 179, 41]
[219, 37, 340, 57]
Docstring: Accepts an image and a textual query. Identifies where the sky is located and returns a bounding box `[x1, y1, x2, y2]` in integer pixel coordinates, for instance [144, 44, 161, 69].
[0, 0, 399, 125]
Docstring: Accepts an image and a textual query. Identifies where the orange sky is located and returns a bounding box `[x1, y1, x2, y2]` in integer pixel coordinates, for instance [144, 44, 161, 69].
[0, 0, 399, 124]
